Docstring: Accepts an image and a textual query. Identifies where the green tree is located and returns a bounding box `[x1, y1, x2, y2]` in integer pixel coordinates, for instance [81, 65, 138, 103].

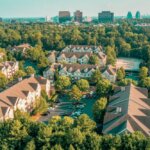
[68, 145, 75, 150]
[25, 66, 36, 76]
[13, 70, 26, 79]
[96, 79, 112, 96]
[117, 67, 125, 81]
[118, 79, 137, 86]
[66, 128, 84, 145]
[89, 55, 100, 65]
[76, 79, 89, 92]
[32, 97, 48, 115]
[69, 85, 82, 101]
[91, 69, 102, 84]
[55, 76, 71, 92]
[75, 114, 96, 132]
[84, 133, 101, 150]
[24, 140, 36, 150]
[14, 109, 30, 120]
[121, 132, 146, 150]
[139, 67, 148, 80]
[106, 46, 116, 65]
[139, 77, 150, 90]
[93, 97, 107, 122]
[146, 138, 150, 150]
[0, 72, 7, 88]
[51, 144, 63, 150]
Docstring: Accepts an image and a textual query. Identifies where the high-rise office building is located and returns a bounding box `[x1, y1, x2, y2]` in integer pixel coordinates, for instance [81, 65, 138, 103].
[135, 11, 141, 19]
[127, 11, 133, 19]
[59, 11, 71, 23]
[98, 11, 114, 23]
[74, 10, 83, 23]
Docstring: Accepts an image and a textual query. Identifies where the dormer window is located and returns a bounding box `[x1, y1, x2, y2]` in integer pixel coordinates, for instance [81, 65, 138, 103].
[84, 68, 88, 72]
[68, 67, 73, 73]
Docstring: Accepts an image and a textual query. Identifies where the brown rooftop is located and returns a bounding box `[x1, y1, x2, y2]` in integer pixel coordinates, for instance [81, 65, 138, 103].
[50, 63, 103, 73]
[59, 52, 92, 58]
[106, 65, 117, 75]
[103, 84, 150, 136]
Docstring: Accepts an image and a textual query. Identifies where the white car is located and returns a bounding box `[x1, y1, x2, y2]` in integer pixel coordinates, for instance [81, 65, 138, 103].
[48, 107, 55, 111]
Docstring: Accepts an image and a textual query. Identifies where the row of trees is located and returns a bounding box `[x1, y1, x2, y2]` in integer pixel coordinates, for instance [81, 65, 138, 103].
[0, 115, 149, 150]
[0, 22, 149, 64]
[139, 67, 150, 90]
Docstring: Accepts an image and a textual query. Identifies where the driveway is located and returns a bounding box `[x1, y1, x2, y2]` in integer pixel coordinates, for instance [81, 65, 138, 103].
[38, 102, 74, 122]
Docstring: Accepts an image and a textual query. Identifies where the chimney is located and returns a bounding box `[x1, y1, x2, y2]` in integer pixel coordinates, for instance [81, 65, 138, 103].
[18, 77, 22, 82]
[30, 74, 35, 77]
[121, 86, 125, 92]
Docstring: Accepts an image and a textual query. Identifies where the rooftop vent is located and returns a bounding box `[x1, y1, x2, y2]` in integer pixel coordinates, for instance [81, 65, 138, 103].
[121, 87, 125, 92]
[18, 77, 22, 82]
[116, 107, 122, 113]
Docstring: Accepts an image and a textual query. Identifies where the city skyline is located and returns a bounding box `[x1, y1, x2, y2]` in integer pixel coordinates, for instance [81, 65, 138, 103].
[0, 0, 150, 18]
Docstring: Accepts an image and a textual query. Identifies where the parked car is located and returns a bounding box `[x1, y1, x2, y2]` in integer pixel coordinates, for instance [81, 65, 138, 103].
[73, 102, 84, 106]
[41, 111, 50, 116]
[76, 104, 85, 109]
[48, 107, 55, 111]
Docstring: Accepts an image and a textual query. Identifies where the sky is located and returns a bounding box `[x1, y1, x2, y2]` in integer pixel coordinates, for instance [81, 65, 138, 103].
[0, 0, 150, 18]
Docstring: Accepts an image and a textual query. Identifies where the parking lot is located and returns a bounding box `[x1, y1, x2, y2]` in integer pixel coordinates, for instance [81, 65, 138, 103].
[38, 96, 97, 122]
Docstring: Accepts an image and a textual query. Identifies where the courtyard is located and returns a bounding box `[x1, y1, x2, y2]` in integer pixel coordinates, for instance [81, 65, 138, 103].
[38, 96, 97, 122]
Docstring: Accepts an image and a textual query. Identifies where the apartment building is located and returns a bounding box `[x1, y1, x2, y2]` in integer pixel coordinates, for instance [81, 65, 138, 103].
[103, 84, 150, 136]
[0, 76, 50, 121]
[59, 11, 71, 23]
[102, 65, 117, 83]
[74, 10, 83, 23]
[59, 51, 106, 65]
[0, 61, 19, 78]
[98, 11, 114, 23]
[43, 63, 102, 83]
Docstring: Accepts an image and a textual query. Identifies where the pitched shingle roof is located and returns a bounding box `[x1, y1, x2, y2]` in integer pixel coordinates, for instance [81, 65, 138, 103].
[50, 63, 103, 73]
[13, 43, 31, 51]
[0, 76, 49, 119]
[65, 45, 103, 51]
[59, 52, 92, 58]
[103, 84, 150, 136]
[106, 65, 117, 75]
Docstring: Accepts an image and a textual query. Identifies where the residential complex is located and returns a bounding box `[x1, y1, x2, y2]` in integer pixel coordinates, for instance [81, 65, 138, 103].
[0, 61, 19, 78]
[0, 76, 50, 121]
[98, 11, 114, 23]
[74, 10, 83, 23]
[59, 51, 106, 65]
[48, 45, 106, 66]
[43, 63, 102, 83]
[59, 11, 71, 23]
[103, 84, 150, 136]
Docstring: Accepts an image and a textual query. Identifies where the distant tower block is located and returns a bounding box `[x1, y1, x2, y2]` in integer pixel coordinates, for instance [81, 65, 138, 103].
[127, 11, 133, 19]
[74, 10, 83, 23]
[135, 11, 141, 19]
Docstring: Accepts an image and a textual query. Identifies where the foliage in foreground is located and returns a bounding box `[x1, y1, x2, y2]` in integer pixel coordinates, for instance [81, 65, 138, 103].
[0, 114, 149, 150]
